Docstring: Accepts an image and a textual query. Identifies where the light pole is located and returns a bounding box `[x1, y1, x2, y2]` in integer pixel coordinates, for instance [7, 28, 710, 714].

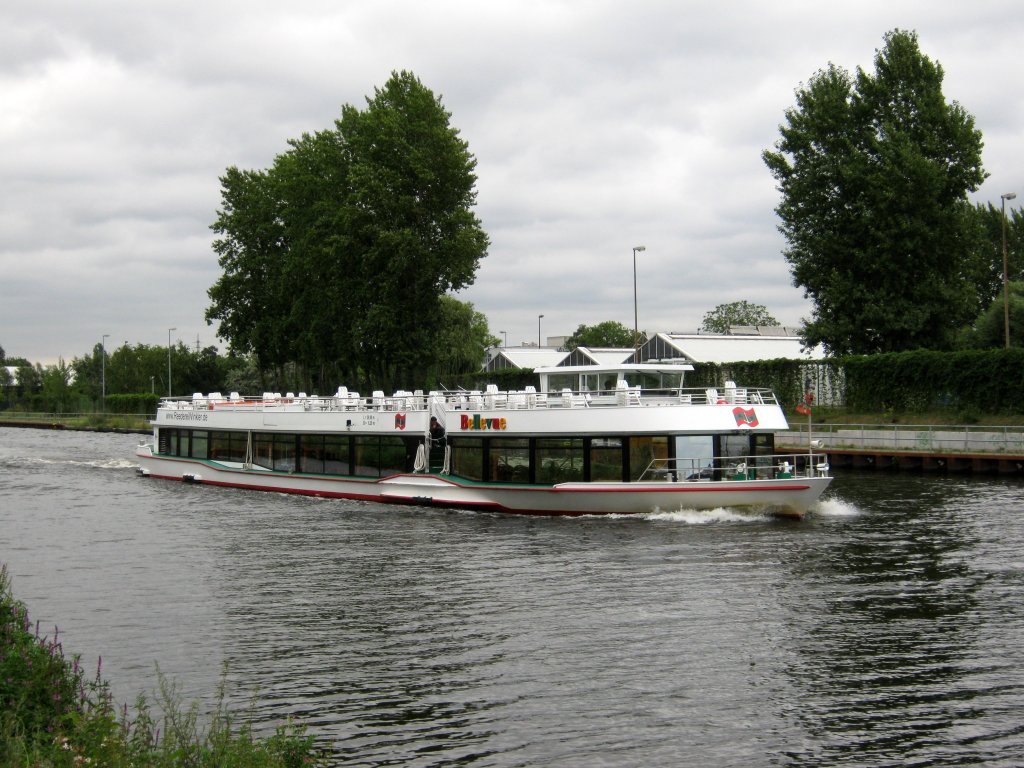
[167, 327, 176, 397]
[500, 330, 507, 348]
[538, 314, 544, 348]
[1002, 192, 1017, 349]
[632, 245, 646, 347]
[101, 334, 109, 410]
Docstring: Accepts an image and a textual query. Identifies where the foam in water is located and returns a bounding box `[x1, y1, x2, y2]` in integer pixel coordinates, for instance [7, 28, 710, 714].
[25, 456, 139, 471]
[644, 506, 769, 524]
[810, 496, 861, 518]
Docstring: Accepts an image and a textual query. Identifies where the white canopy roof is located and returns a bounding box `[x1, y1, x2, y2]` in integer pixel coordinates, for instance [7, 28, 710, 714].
[642, 332, 824, 365]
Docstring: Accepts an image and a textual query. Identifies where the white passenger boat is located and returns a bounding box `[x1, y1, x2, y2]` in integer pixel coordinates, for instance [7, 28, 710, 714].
[135, 363, 832, 517]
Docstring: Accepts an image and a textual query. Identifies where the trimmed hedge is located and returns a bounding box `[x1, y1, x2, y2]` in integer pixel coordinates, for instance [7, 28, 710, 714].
[842, 348, 1024, 414]
[105, 393, 161, 415]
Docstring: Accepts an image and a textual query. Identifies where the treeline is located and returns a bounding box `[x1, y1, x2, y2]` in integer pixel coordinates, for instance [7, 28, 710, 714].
[0, 337, 493, 415]
[0, 342, 246, 415]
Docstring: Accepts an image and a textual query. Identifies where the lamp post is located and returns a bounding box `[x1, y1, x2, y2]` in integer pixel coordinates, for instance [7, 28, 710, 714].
[101, 334, 109, 410]
[538, 314, 544, 348]
[167, 327, 176, 397]
[500, 330, 507, 348]
[632, 245, 646, 348]
[1002, 192, 1017, 349]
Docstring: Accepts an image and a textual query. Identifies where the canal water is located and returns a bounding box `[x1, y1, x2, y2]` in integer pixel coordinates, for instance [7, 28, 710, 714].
[2, 426, 1023, 767]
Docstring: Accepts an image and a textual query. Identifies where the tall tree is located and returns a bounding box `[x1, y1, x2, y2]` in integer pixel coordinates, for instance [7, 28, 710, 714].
[207, 71, 488, 392]
[431, 297, 499, 383]
[207, 166, 292, 376]
[339, 72, 488, 389]
[564, 321, 634, 350]
[701, 301, 780, 333]
[763, 29, 986, 355]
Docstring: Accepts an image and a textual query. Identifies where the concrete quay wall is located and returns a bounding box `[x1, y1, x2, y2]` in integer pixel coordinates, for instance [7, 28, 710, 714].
[777, 425, 1024, 475]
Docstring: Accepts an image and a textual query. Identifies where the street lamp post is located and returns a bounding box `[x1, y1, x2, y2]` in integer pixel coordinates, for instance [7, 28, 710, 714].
[1002, 192, 1017, 349]
[167, 327, 176, 397]
[538, 315, 544, 348]
[101, 334, 109, 410]
[500, 330, 507, 348]
[632, 245, 646, 347]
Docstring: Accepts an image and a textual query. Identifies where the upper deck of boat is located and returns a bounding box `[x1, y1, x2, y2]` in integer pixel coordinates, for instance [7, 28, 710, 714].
[160, 383, 780, 414]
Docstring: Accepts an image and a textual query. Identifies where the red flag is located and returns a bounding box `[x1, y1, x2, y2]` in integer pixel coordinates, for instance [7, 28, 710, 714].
[795, 403, 811, 416]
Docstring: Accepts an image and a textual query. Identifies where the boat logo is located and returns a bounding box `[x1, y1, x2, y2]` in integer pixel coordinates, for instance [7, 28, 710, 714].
[732, 407, 758, 427]
[460, 414, 507, 431]
[394, 413, 406, 430]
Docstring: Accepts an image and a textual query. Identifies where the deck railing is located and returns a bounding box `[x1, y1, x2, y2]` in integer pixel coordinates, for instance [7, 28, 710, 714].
[640, 452, 830, 482]
[162, 385, 780, 413]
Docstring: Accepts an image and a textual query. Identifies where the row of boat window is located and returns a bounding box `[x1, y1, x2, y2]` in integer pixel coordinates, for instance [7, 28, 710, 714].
[157, 428, 774, 483]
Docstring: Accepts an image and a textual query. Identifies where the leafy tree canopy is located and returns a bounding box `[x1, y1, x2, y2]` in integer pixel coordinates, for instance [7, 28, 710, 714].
[701, 301, 780, 333]
[965, 203, 1024, 309]
[956, 281, 1024, 349]
[763, 29, 986, 355]
[565, 321, 634, 351]
[433, 297, 499, 383]
[206, 71, 490, 393]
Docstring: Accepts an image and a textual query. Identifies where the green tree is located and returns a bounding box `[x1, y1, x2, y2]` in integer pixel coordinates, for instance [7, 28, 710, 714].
[565, 321, 634, 350]
[964, 202, 1023, 309]
[207, 71, 488, 393]
[431, 296, 499, 383]
[957, 281, 1024, 349]
[39, 359, 74, 413]
[700, 301, 780, 333]
[70, 345, 103, 405]
[338, 71, 488, 390]
[207, 166, 293, 379]
[763, 29, 986, 355]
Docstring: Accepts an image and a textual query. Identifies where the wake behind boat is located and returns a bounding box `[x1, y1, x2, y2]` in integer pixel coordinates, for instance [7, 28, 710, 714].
[135, 363, 832, 517]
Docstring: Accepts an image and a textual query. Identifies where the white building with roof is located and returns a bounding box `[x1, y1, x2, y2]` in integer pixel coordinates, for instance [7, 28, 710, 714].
[484, 347, 567, 372]
[635, 328, 824, 365]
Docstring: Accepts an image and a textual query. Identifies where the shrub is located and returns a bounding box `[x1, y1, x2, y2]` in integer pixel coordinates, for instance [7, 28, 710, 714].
[0, 563, 321, 767]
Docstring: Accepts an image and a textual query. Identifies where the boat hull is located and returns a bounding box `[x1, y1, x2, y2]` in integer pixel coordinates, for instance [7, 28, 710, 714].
[135, 445, 831, 518]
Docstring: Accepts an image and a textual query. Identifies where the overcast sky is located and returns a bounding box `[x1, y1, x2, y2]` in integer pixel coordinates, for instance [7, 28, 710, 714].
[3, 1, 1022, 365]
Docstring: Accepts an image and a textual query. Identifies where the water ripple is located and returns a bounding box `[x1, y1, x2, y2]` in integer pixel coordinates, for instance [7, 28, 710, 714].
[3, 430, 1024, 766]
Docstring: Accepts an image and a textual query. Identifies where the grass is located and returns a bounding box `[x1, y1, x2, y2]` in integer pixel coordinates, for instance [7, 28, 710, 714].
[0, 563, 323, 767]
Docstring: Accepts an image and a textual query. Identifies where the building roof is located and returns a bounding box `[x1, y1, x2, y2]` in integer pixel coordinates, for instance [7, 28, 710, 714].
[484, 347, 567, 372]
[639, 331, 824, 365]
[558, 347, 634, 367]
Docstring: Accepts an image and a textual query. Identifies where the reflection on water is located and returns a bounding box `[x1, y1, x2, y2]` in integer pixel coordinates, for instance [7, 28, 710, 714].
[778, 475, 1024, 766]
[2, 428, 1024, 766]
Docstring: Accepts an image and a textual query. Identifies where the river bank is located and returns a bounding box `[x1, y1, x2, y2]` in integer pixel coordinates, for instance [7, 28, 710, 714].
[0, 416, 150, 434]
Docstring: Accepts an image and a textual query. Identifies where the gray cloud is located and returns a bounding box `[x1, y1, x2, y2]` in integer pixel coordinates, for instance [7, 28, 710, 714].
[2, 1, 1021, 363]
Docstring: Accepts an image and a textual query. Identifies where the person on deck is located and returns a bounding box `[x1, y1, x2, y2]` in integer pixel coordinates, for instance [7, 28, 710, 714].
[429, 416, 446, 445]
